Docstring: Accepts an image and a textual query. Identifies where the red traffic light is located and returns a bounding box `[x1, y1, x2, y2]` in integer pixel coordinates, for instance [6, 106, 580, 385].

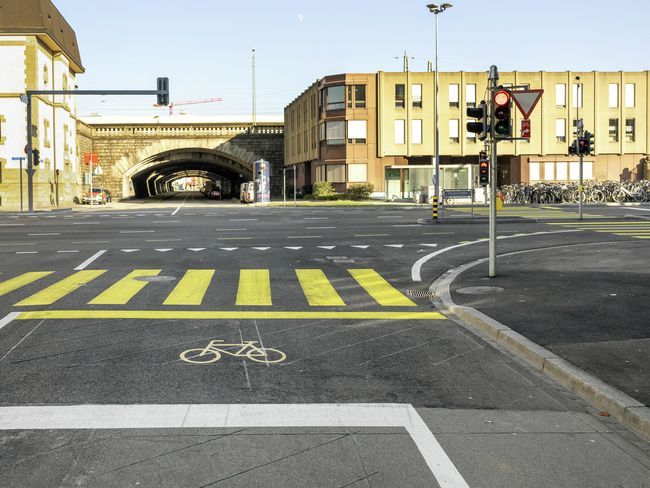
[493, 89, 510, 106]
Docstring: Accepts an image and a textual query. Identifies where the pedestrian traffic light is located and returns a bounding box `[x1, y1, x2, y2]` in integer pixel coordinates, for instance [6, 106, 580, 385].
[466, 100, 488, 140]
[157, 77, 169, 106]
[32, 149, 40, 166]
[492, 89, 512, 139]
[479, 152, 489, 187]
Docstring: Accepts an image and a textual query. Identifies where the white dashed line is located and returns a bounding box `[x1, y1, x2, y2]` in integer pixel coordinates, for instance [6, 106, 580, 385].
[119, 230, 155, 234]
[74, 250, 107, 271]
[28, 233, 60, 236]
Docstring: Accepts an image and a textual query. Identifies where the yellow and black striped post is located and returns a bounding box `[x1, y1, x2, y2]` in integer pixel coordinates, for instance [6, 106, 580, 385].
[432, 195, 438, 220]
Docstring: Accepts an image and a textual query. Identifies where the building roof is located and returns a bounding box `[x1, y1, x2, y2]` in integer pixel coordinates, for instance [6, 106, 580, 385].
[80, 115, 285, 125]
[0, 0, 84, 73]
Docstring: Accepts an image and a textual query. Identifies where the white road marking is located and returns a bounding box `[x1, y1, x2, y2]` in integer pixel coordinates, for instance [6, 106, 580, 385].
[0, 312, 20, 333]
[252, 247, 270, 251]
[0, 403, 469, 488]
[119, 230, 155, 234]
[304, 217, 329, 220]
[284, 246, 303, 250]
[0, 243, 35, 247]
[28, 233, 60, 236]
[318, 246, 336, 249]
[229, 218, 258, 222]
[0, 319, 45, 362]
[419, 244, 438, 248]
[74, 250, 107, 271]
[187, 248, 206, 252]
[172, 192, 190, 216]
[307, 226, 335, 230]
[394, 224, 421, 227]
[355, 234, 388, 237]
[72, 240, 110, 244]
[625, 207, 650, 212]
[121, 249, 140, 253]
[385, 244, 404, 248]
[220, 247, 238, 251]
[152, 220, 180, 224]
[288, 235, 322, 239]
[0, 223, 25, 226]
[16, 251, 38, 254]
[57, 250, 79, 253]
[146, 238, 182, 242]
[351, 245, 369, 249]
[72, 222, 100, 225]
[216, 228, 247, 231]
[411, 229, 583, 282]
[377, 215, 402, 219]
[154, 248, 173, 252]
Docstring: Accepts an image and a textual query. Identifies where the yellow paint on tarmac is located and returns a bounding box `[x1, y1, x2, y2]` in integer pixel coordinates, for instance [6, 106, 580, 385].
[236, 269, 272, 306]
[14, 310, 446, 320]
[348, 269, 416, 307]
[163, 269, 215, 305]
[15, 270, 106, 306]
[0, 272, 53, 297]
[89, 269, 161, 305]
[296, 269, 346, 307]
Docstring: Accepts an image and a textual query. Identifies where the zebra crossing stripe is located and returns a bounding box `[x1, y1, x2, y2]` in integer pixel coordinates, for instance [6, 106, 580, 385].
[15, 270, 107, 306]
[296, 269, 346, 307]
[89, 270, 161, 305]
[236, 269, 272, 306]
[348, 269, 416, 307]
[163, 270, 215, 306]
[0, 272, 53, 298]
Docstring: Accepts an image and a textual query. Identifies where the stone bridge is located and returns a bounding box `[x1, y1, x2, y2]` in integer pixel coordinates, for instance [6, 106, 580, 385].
[76, 117, 284, 199]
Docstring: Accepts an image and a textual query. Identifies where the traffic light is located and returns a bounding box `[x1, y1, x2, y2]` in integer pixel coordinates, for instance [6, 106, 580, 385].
[584, 131, 594, 154]
[479, 151, 489, 187]
[466, 100, 488, 140]
[32, 149, 40, 166]
[157, 77, 169, 106]
[578, 137, 587, 155]
[492, 89, 512, 139]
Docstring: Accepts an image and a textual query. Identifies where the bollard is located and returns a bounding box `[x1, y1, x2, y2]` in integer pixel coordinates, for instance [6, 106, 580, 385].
[432, 195, 438, 220]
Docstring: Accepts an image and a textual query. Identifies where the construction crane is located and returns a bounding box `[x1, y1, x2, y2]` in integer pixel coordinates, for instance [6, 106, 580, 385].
[154, 97, 223, 115]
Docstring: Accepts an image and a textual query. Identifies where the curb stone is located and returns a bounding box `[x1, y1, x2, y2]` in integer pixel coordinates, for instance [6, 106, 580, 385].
[431, 258, 650, 442]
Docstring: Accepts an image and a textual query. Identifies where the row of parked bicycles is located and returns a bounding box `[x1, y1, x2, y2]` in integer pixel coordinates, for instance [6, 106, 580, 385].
[499, 180, 650, 204]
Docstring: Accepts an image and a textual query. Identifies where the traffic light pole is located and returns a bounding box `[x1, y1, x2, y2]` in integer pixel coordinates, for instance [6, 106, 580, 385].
[577, 119, 584, 221]
[21, 82, 168, 213]
[488, 65, 499, 278]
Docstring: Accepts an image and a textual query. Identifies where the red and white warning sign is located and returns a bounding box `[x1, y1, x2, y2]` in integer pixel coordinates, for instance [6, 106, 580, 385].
[511, 89, 543, 119]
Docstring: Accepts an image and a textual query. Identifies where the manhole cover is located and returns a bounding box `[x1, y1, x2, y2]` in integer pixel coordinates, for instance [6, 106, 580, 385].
[135, 275, 177, 282]
[456, 286, 504, 295]
[407, 289, 436, 298]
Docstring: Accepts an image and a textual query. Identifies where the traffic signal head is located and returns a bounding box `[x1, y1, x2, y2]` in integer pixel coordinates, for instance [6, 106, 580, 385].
[32, 149, 40, 166]
[568, 141, 577, 155]
[584, 131, 594, 154]
[492, 89, 512, 139]
[466, 101, 488, 141]
[157, 77, 169, 106]
[479, 154, 489, 187]
[578, 137, 587, 155]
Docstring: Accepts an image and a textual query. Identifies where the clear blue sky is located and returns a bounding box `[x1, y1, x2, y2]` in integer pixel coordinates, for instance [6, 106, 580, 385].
[54, 0, 649, 118]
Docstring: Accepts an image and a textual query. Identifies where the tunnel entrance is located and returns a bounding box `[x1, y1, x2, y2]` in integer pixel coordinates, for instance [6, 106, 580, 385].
[127, 148, 254, 199]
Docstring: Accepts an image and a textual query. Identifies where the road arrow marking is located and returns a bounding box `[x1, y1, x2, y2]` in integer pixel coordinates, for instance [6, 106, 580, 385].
[220, 247, 238, 251]
[318, 246, 336, 249]
[155, 249, 173, 252]
[121, 249, 139, 253]
[351, 245, 370, 249]
[419, 244, 438, 248]
[284, 246, 303, 250]
[385, 244, 404, 248]
[187, 248, 206, 252]
[252, 247, 270, 251]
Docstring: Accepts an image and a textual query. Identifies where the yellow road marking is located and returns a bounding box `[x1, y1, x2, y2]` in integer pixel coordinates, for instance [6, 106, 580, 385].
[296, 269, 346, 307]
[0, 272, 53, 297]
[348, 269, 416, 307]
[88, 269, 160, 305]
[14, 310, 446, 320]
[15, 270, 106, 306]
[163, 269, 215, 306]
[236, 269, 272, 306]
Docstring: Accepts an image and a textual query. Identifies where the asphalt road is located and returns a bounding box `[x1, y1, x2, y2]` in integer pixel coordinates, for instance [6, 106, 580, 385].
[1, 192, 649, 488]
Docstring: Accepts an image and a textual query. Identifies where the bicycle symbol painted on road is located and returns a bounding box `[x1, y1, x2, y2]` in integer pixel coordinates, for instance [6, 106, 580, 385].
[180, 340, 286, 365]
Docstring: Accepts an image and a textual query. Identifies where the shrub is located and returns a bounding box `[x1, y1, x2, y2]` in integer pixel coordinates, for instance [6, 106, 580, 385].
[346, 183, 374, 200]
[313, 181, 336, 198]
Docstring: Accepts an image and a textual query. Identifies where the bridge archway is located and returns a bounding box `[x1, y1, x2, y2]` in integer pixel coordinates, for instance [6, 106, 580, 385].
[123, 147, 256, 198]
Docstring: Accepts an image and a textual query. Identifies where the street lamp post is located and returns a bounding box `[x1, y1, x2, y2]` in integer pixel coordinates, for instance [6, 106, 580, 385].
[427, 3, 452, 216]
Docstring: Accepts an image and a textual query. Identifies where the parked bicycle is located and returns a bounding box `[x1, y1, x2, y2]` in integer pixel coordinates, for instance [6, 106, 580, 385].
[499, 180, 650, 205]
[180, 340, 286, 364]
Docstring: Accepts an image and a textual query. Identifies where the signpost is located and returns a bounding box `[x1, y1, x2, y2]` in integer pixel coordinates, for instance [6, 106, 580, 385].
[11, 156, 26, 212]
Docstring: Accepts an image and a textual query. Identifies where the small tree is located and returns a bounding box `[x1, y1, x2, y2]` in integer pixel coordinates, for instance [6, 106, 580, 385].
[313, 181, 336, 198]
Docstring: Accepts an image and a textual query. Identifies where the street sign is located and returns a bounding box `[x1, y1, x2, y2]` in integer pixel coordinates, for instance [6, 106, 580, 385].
[83, 152, 99, 166]
[511, 89, 543, 119]
[521, 119, 531, 139]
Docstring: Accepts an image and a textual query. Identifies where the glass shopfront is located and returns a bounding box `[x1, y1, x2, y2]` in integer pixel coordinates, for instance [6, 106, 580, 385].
[384, 164, 478, 201]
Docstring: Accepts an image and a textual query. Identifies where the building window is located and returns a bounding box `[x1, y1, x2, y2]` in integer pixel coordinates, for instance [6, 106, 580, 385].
[555, 119, 566, 142]
[355, 85, 366, 108]
[465, 84, 476, 107]
[347, 120, 367, 144]
[316, 165, 326, 182]
[325, 120, 345, 145]
[625, 83, 635, 108]
[569, 161, 593, 180]
[625, 118, 635, 142]
[326, 164, 346, 183]
[609, 118, 619, 142]
[555, 84, 566, 106]
[412, 84, 422, 108]
[325, 85, 345, 111]
[412, 119, 422, 144]
[449, 119, 459, 143]
[395, 84, 405, 108]
[544, 162, 555, 180]
[348, 163, 368, 183]
[608, 83, 618, 108]
[556, 162, 568, 181]
[394, 119, 405, 144]
[43, 119, 51, 148]
[448, 84, 459, 107]
[572, 83, 582, 108]
[529, 162, 540, 181]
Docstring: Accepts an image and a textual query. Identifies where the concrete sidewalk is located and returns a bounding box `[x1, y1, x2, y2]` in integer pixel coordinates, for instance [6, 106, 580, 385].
[433, 239, 650, 441]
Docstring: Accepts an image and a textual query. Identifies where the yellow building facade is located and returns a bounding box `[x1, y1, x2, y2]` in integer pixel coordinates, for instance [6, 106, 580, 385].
[285, 71, 649, 197]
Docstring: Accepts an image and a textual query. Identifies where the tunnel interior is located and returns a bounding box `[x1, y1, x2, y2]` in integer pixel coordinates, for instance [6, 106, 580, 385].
[130, 149, 254, 199]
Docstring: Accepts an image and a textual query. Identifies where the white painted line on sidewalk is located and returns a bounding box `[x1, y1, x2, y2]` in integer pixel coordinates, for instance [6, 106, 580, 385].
[119, 230, 155, 234]
[0, 403, 468, 488]
[74, 250, 107, 271]
[411, 229, 583, 282]
[28, 233, 60, 236]
[0, 312, 20, 332]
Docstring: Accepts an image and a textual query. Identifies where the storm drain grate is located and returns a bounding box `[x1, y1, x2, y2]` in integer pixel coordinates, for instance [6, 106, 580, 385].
[407, 289, 436, 298]
[135, 275, 177, 282]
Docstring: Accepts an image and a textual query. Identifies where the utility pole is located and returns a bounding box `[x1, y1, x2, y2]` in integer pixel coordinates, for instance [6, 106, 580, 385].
[252, 49, 257, 133]
[577, 119, 584, 220]
[488, 65, 499, 278]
